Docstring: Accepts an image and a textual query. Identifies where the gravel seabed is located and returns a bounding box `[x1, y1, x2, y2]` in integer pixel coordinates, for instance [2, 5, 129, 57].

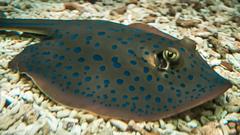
[0, 0, 240, 135]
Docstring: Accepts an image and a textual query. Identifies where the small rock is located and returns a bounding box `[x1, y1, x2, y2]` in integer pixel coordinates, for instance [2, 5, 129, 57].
[80, 114, 96, 122]
[220, 61, 234, 72]
[56, 110, 70, 118]
[99, 127, 113, 135]
[232, 32, 240, 41]
[176, 18, 201, 27]
[110, 6, 127, 15]
[226, 54, 240, 72]
[110, 119, 128, 131]
[21, 91, 34, 102]
[165, 123, 176, 130]
[214, 106, 224, 119]
[224, 113, 240, 122]
[209, 58, 221, 67]
[126, 0, 138, 5]
[200, 116, 210, 125]
[0, 0, 11, 6]
[208, 36, 229, 55]
[187, 120, 200, 128]
[177, 119, 192, 132]
[228, 122, 236, 129]
[225, 105, 240, 113]
[198, 122, 223, 135]
[0, 94, 6, 111]
[201, 110, 213, 116]
[159, 119, 166, 129]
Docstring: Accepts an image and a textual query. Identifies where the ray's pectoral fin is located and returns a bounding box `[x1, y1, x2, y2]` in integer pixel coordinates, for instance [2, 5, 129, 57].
[128, 23, 177, 40]
[179, 37, 197, 51]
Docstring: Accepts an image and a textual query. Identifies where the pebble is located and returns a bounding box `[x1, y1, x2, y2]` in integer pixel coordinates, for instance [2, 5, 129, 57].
[80, 114, 96, 122]
[159, 119, 166, 129]
[176, 18, 201, 27]
[99, 127, 113, 135]
[200, 116, 210, 125]
[56, 110, 70, 118]
[214, 106, 224, 119]
[224, 105, 240, 113]
[165, 123, 176, 130]
[226, 53, 240, 72]
[177, 119, 192, 132]
[0, 93, 6, 111]
[110, 119, 128, 131]
[21, 91, 34, 103]
[232, 32, 240, 41]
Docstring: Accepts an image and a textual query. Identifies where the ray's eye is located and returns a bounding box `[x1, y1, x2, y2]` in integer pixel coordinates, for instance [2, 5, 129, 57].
[162, 48, 180, 63]
[156, 47, 180, 71]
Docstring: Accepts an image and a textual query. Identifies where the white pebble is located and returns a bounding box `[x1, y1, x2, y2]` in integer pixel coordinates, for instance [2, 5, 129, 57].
[21, 91, 34, 102]
[57, 110, 70, 118]
[110, 119, 128, 131]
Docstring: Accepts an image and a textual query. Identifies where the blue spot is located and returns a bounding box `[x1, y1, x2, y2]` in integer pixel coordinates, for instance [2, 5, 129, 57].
[110, 89, 116, 94]
[130, 60, 137, 65]
[73, 47, 81, 53]
[145, 94, 151, 100]
[134, 76, 140, 82]
[98, 31, 106, 36]
[188, 75, 194, 80]
[42, 51, 50, 55]
[104, 80, 110, 85]
[112, 44, 117, 50]
[85, 76, 92, 82]
[86, 36, 92, 41]
[77, 82, 82, 86]
[128, 49, 135, 56]
[112, 98, 117, 102]
[112, 56, 118, 62]
[72, 72, 80, 78]
[58, 56, 65, 60]
[155, 97, 161, 103]
[144, 51, 149, 55]
[93, 54, 103, 61]
[180, 48, 185, 52]
[153, 44, 160, 48]
[122, 95, 128, 99]
[128, 85, 135, 92]
[122, 102, 129, 107]
[143, 67, 149, 73]
[116, 79, 124, 85]
[146, 75, 153, 81]
[103, 94, 108, 99]
[65, 66, 73, 70]
[121, 41, 128, 45]
[180, 83, 186, 88]
[132, 96, 139, 100]
[74, 89, 80, 94]
[78, 57, 85, 63]
[124, 71, 130, 76]
[167, 98, 173, 103]
[99, 65, 106, 71]
[157, 85, 164, 92]
[84, 66, 90, 71]
[66, 81, 72, 86]
[140, 86, 145, 92]
[113, 62, 121, 68]
[94, 42, 100, 48]
[55, 63, 62, 68]
[70, 33, 79, 40]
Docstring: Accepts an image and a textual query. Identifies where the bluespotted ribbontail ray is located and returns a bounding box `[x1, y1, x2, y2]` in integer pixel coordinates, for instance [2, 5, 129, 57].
[0, 19, 232, 121]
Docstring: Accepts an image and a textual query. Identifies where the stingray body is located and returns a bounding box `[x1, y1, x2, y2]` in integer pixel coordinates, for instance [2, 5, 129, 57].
[0, 19, 232, 121]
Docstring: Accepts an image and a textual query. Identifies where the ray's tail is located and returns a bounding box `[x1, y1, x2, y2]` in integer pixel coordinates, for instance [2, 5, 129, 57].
[0, 18, 63, 35]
